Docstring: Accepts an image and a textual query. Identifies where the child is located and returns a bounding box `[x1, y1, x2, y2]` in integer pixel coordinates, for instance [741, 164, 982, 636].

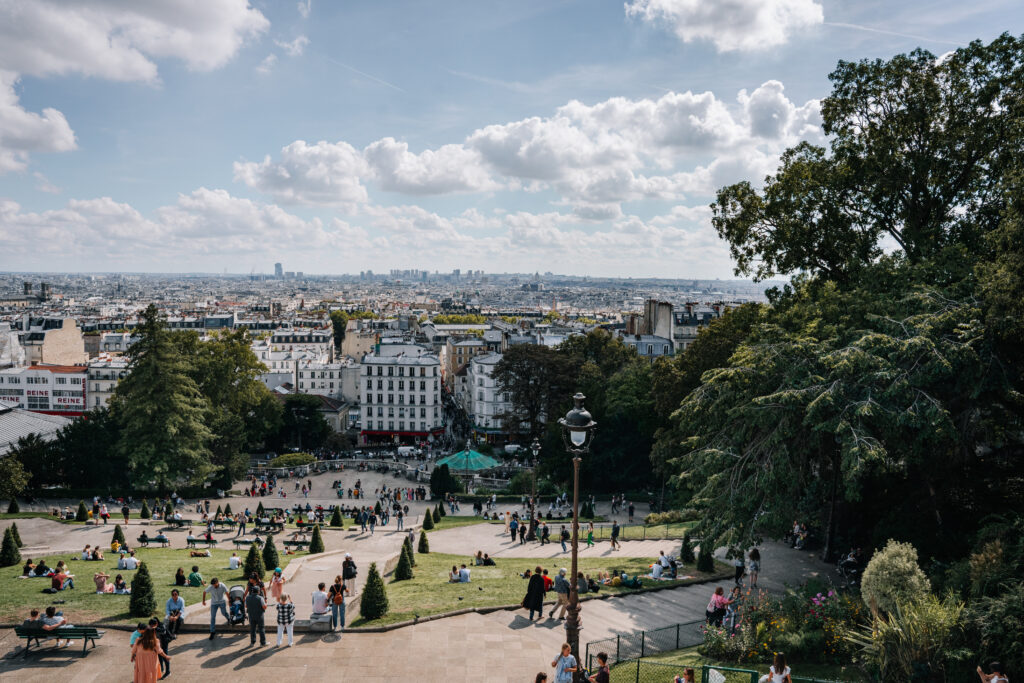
[275, 593, 295, 647]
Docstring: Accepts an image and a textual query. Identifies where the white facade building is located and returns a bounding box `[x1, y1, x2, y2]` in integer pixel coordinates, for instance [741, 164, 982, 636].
[87, 356, 128, 409]
[0, 364, 88, 417]
[467, 353, 513, 442]
[359, 345, 442, 445]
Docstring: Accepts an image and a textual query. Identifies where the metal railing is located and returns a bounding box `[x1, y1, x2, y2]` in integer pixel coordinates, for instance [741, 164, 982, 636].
[585, 620, 704, 669]
[604, 660, 847, 683]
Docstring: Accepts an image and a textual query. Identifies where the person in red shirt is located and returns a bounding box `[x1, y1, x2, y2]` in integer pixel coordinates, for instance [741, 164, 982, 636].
[52, 569, 74, 591]
[542, 569, 553, 592]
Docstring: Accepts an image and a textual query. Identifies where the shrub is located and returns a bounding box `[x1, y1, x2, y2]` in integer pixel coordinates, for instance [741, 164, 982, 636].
[309, 524, 325, 553]
[9, 522, 22, 548]
[224, 503, 232, 515]
[139, 500, 151, 519]
[403, 535, 415, 565]
[429, 464, 461, 498]
[697, 540, 714, 573]
[418, 530, 430, 554]
[0, 527, 21, 566]
[330, 507, 344, 527]
[374, 501, 382, 516]
[256, 502, 265, 517]
[438, 501, 446, 518]
[76, 500, 88, 522]
[268, 452, 315, 468]
[359, 562, 389, 620]
[968, 581, 1024, 677]
[164, 502, 173, 519]
[861, 539, 931, 615]
[262, 535, 280, 570]
[244, 543, 265, 579]
[422, 510, 434, 530]
[216, 505, 223, 515]
[432, 507, 441, 524]
[7, 499, 19, 514]
[129, 562, 156, 617]
[394, 544, 414, 581]
[645, 509, 699, 524]
[112, 524, 126, 546]
[680, 531, 696, 564]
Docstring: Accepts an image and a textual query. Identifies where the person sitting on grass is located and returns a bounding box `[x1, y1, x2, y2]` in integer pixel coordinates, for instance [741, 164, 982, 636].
[22, 559, 36, 577]
[41, 606, 74, 648]
[482, 554, 496, 566]
[188, 565, 205, 587]
[448, 566, 460, 583]
[81, 545, 92, 561]
[760, 653, 792, 683]
[33, 559, 52, 577]
[474, 551, 484, 566]
[94, 570, 114, 594]
[459, 564, 471, 583]
[229, 552, 241, 571]
[51, 566, 74, 591]
[91, 546, 104, 561]
[673, 668, 696, 683]
[114, 574, 130, 594]
[111, 538, 121, 554]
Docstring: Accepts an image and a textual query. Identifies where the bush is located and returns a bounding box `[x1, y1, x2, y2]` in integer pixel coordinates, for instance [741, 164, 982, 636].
[680, 531, 696, 564]
[7, 499, 19, 514]
[418, 530, 430, 553]
[216, 505, 222, 515]
[244, 543, 265, 579]
[968, 581, 1024, 677]
[268, 452, 315, 468]
[422, 510, 434, 530]
[697, 540, 714, 573]
[429, 464, 462, 498]
[508, 471, 533, 495]
[129, 562, 156, 617]
[394, 544, 414, 581]
[164, 502, 173, 519]
[645, 509, 699, 524]
[10, 522, 22, 548]
[330, 507, 344, 527]
[403, 535, 415, 565]
[139, 500, 151, 519]
[76, 500, 88, 522]
[224, 503, 232, 515]
[0, 527, 20, 566]
[432, 507, 441, 524]
[262, 535, 280, 570]
[374, 501, 382, 516]
[438, 501, 446, 518]
[256, 502, 265, 517]
[861, 539, 931, 615]
[112, 524, 126, 546]
[359, 562, 388, 620]
[309, 525, 325, 553]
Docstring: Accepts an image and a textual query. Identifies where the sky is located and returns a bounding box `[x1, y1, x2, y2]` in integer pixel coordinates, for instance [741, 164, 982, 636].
[0, 0, 1020, 278]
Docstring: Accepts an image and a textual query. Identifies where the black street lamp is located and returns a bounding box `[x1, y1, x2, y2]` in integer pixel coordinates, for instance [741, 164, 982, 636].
[557, 392, 597, 680]
[526, 437, 541, 541]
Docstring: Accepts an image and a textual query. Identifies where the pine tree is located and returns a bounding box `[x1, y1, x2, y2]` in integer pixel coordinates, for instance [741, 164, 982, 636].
[164, 502, 174, 520]
[374, 500, 382, 516]
[403, 535, 415, 565]
[394, 544, 414, 581]
[112, 524, 126, 546]
[359, 562, 389, 620]
[680, 531, 696, 564]
[129, 561, 156, 617]
[432, 506, 440, 524]
[330, 507, 344, 527]
[438, 501, 446, 517]
[224, 503, 232, 515]
[0, 527, 20, 566]
[76, 500, 88, 522]
[244, 543, 265, 579]
[422, 510, 434, 530]
[10, 522, 22, 548]
[262, 534, 280, 570]
[309, 524, 325, 553]
[216, 505, 223, 515]
[256, 501, 265, 517]
[696, 540, 714, 573]
[140, 500, 151, 519]
[418, 530, 430, 554]
[7, 499, 19, 514]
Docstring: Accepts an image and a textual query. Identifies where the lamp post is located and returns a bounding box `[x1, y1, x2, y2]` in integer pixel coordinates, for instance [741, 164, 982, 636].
[526, 437, 540, 541]
[558, 393, 597, 680]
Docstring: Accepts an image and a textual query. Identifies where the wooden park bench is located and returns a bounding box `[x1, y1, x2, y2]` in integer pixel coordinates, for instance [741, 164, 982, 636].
[137, 535, 171, 548]
[282, 539, 310, 550]
[167, 519, 191, 530]
[233, 537, 264, 549]
[255, 521, 284, 533]
[186, 537, 218, 549]
[212, 519, 237, 531]
[14, 625, 105, 657]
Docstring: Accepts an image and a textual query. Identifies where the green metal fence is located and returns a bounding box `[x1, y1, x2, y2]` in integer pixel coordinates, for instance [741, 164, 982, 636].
[605, 659, 847, 683]
[584, 620, 705, 669]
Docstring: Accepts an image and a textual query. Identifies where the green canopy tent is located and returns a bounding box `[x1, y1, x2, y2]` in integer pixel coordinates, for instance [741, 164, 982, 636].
[435, 448, 501, 480]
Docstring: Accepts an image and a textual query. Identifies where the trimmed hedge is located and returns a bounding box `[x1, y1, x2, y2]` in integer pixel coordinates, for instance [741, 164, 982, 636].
[267, 452, 316, 468]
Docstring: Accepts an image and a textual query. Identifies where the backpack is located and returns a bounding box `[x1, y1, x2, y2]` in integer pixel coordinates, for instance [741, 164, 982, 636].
[561, 529, 570, 541]
[331, 585, 344, 604]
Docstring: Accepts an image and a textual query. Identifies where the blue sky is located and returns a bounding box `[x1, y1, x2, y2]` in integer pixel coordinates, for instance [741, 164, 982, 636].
[0, 0, 1019, 277]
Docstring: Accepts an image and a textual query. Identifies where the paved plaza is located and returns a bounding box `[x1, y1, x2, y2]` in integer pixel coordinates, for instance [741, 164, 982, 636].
[0, 466, 835, 681]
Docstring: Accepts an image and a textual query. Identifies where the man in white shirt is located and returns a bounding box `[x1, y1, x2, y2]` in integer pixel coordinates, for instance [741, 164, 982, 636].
[228, 553, 241, 570]
[121, 552, 139, 570]
[458, 564, 471, 583]
[311, 583, 329, 615]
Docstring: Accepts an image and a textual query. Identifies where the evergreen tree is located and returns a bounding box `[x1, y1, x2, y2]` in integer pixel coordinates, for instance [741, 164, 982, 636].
[438, 501, 446, 518]
[6, 499, 18, 514]
[216, 505, 223, 515]
[112, 524, 126, 546]
[394, 544, 414, 581]
[0, 527, 20, 566]
[262, 534, 280, 570]
[256, 501, 265, 517]
[680, 531, 696, 564]
[696, 540, 714, 573]
[374, 500, 382, 516]
[309, 524, 325, 553]
[139, 499, 151, 519]
[224, 503, 232, 515]
[164, 502, 173, 520]
[10, 522, 22, 548]
[111, 304, 213, 489]
[422, 510, 434, 530]
[244, 543, 265, 579]
[431, 506, 440, 524]
[403, 535, 415, 565]
[76, 500, 88, 522]
[359, 562, 389, 620]
[418, 530, 430, 553]
[129, 561, 156, 617]
[330, 507, 344, 527]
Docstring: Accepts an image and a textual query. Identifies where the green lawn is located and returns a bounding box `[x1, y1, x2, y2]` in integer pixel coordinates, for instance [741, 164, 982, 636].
[426, 516, 489, 532]
[613, 646, 862, 682]
[350, 552, 730, 627]
[0, 512, 83, 524]
[0, 548, 304, 625]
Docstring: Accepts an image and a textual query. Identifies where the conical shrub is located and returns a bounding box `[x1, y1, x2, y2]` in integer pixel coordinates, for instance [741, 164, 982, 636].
[112, 524, 126, 546]
[374, 501, 382, 516]
[244, 543, 265, 579]
[394, 544, 414, 581]
[418, 530, 430, 554]
[215, 505, 222, 515]
[432, 507, 440, 524]
[262, 534, 280, 570]
[129, 562, 156, 617]
[359, 562, 389, 620]
[403, 535, 415, 565]
[422, 510, 434, 530]
[330, 507, 344, 527]
[309, 524, 325, 553]
[256, 501, 265, 517]
[438, 501, 446, 517]
[139, 500, 151, 519]
[76, 500, 88, 522]
[0, 527, 20, 566]
[224, 503, 232, 515]
[696, 540, 714, 573]
[10, 522, 23, 548]
[164, 502, 173, 519]
[680, 531, 696, 564]
[7, 499, 19, 514]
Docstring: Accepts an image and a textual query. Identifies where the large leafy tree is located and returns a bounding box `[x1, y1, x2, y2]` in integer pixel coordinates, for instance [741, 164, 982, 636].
[53, 407, 126, 489]
[111, 304, 213, 489]
[493, 343, 574, 439]
[267, 393, 331, 452]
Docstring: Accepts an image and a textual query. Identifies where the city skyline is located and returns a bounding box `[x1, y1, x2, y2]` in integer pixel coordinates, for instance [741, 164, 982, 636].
[0, 0, 1020, 277]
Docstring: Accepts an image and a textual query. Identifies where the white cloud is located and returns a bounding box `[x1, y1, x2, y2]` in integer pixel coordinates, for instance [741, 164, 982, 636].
[625, 0, 823, 52]
[256, 54, 278, 75]
[364, 138, 498, 194]
[297, 0, 312, 19]
[234, 140, 370, 206]
[275, 36, 310, 57]
[33, 171, 61, 194]
[0, 71, 76, 173]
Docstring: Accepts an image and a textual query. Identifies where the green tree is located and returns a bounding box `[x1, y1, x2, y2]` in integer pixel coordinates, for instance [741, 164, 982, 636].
[52, 408, 125, 490]
[394, 544, 414, 581]
[256, 502, 265, 517]
[418, 530, 430, 553]
[112, 524, 126, 546]
[139, 500, 151, 519]
[76, 500, 88, 522]
[129, 562, 156, 617]
[9, 522, 22, 548]
[164, 502, 174, 520]
[216, 505, 222, 515]
[309, 524, 325, 553]
[374, 500, 382, 516]
[7, 433, 55, 488]
[861, 540, 931, 614]
[0, 527, 20, 566]
[111, 305, 213, 489]
[359, 562, 388, 620]
[262, 535, 280, 571]
[6, 499, 18, 514]
[330, 507, 344, 527]
[421, 510, 434, 530]
[224, 503, 232, 515]
[429, 464, 461, 499]
[696, 540, 714, 573]
[269, 394, 332, 452]
[493, 344, 575, 438]
[243, 543, 265, 579]
[437, 501, 446, 518]
[403, 535, 415, 565]
[680, 531, 696, 564]
[431, 507, 440, 524]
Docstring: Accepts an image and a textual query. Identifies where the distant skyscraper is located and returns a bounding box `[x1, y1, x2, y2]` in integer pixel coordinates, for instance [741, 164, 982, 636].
[274, 262, 283, 278]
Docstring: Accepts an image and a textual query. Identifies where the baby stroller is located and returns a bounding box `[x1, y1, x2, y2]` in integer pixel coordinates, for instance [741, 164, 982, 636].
[228, 585, 246, 625]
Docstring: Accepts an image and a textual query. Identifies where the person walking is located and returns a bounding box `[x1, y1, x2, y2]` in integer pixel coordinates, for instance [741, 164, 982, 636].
[328, 574, 349, 631]
[522, 565, 545, 621]
[149, 618, 173, 679]
[559, 525, 570, 553]
[551, 643, 578, 683]
[342, 554, 358, 596]
[202, 578, 229, 640]
[237, 514, 247, 537]
[130, 626, 168, 683]
[396, 509, 404, 531]
[269, 568, 286, 601]
[610, 521, 621, 551]
[510, 517, 519, 543]
[245, 580, 268, 646]
[748, 548, 761, 588]
[627, 501, 635, 523]
[549, 568, 571, 619]
[121, 503, 130, 525]
[586, 521, 595, 548]
[275, 593, 296, 647]
[733, 552, 746, 586]
[519, 521, 527, 544]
